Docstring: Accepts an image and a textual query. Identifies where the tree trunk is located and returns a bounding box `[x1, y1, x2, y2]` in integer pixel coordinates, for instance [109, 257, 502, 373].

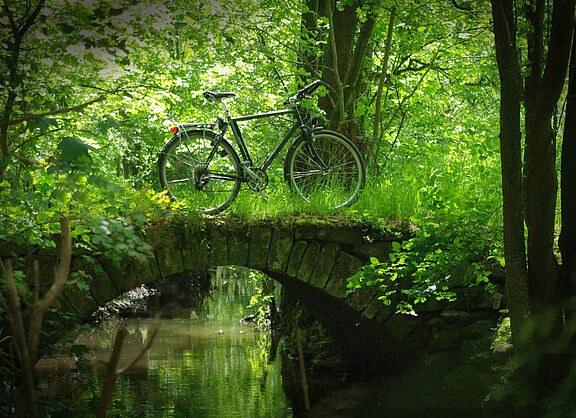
[300, 0, 322, 82]
[0, 0, 46, 178]
[559, 28, 576, 316]
[311, 0, 374, 127]
[490, 0, 530, 343]
[372, 8, 396, 172]
[523, 0, 574, 323]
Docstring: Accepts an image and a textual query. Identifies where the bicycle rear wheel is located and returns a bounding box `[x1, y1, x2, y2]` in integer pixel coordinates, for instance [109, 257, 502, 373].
[158, 130, 241, 214]
[285, 130, 365, 209]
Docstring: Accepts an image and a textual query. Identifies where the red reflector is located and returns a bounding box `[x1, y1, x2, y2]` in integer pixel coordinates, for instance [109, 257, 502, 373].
[170, 126, 179, 134]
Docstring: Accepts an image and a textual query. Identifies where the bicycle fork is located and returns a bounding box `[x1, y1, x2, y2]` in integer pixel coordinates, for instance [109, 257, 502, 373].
[303, 129, 329, 173]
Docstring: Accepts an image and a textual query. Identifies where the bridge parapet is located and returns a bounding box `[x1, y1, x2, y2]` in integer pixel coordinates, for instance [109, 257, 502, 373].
[146, 216, 401, 316]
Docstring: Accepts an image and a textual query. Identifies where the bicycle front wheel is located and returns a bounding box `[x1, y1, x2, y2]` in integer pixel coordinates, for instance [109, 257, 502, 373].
[286, 130, 366, 209]
[158, 130, 241, 214]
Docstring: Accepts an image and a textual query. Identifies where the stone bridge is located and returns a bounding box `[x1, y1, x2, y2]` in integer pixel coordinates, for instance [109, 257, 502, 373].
[54, 215, 502, 368]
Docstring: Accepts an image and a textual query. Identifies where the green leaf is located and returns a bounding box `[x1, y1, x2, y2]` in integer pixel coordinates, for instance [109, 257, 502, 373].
[75, 280, 90, 291]
[28, 117, 59, 132]
[57, 136, 97, 162]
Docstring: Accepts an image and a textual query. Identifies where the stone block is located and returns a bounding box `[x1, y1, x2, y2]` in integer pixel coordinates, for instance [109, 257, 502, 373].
[249, 225, 272, 269]
[183, 224, 205, 249]
[62, 285, 99, 320]
[309, 242, 340, 289]
[324, 252, 365, 299]
[346, 284, 379, 311]
[267, 228, 294, 273]
[297, 241, 323, 283]
[147, 221, 184, 250]
[354, 241, 393, 263]
[130, 256, 160, 286]
[100, 257, 137, 294]
[89, 266, 119, 306]
[121, 259, 143, 292]
[362, 294, 389, 320]
[228, 226, 250, 266]
[286, 240, 307, 277]
[293, 223, 320, 240]
[316, 225, 365, 246]
[52, 294, 80, 321]
[182, 245, 207, 270]
[155, 245, 184, 277]
[206, 224, 228, 266]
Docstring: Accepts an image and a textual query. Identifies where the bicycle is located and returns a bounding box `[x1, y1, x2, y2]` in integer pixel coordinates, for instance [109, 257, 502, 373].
[157, 80, 366, 214]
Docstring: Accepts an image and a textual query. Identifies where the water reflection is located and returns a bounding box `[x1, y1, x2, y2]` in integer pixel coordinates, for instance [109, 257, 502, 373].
[37, 266, 292, 417]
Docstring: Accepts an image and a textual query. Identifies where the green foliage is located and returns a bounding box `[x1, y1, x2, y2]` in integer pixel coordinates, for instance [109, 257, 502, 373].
[248, 270, 275, 330]
[347, 215, 499, 316]
[0, 0, 508, 412]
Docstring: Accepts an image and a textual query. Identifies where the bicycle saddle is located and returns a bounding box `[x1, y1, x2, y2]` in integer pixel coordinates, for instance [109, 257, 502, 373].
[203, 91, 236, 102]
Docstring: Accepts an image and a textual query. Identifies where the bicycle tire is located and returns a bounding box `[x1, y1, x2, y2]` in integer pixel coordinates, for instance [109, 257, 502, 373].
[285, 130, 366, 209]
[158, 130, 241, 214]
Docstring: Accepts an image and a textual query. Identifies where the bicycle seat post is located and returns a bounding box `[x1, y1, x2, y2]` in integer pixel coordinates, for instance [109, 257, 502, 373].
[220, 100, 232, 121]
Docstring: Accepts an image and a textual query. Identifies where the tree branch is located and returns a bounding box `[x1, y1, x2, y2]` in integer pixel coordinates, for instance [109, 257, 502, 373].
[451, 0, 472, 12]
[117, 327, 159, 375]
[0, 95, 107, 128]
[27, 217, 72, 363]
[538, 0, 575, 113]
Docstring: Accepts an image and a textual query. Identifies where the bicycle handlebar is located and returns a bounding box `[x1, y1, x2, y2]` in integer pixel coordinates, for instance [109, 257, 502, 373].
[283, 79, 323, 105]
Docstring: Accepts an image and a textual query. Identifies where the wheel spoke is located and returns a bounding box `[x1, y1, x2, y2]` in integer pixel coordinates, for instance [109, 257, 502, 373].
[158, 132, 241, 214]
[288, 132, 365, 209]
[168, 177, 192, 184]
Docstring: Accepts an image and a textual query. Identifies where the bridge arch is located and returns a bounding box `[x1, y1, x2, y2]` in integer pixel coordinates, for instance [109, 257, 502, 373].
[55, 216, 501, 368]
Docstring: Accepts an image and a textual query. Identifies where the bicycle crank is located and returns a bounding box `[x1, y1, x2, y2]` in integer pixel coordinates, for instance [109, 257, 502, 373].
[245, 167, 268, 192]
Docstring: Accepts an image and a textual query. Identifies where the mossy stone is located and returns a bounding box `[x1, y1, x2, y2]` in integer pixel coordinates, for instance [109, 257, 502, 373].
[324, 251, 365, 299]
[249, 225, 272, 269]
[309, 242, 340, 289]
[286, 240, 307, 277]
[297, 241, 322, 283]
[267, 228, 293, 273]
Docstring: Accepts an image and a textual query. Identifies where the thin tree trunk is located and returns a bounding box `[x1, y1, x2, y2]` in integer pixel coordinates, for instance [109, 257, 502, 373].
[326, 0, 345, 124]
[0, 217, 72, 417]
[27, 217, 72, 362]
[490, 0, 530, 343]
[0, 1, 46, 158]
[559, 26, 576, 319]
[523, 0, 574, 321]
[300, 0, 321, 83]
[343, 12, 376, 118]
[3, 259, 38, 418]
[372, 8, 395, 173]
[96, 326, 128, 418]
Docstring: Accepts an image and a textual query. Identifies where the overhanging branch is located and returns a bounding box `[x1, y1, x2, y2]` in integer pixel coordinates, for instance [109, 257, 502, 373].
[0, 95, 107, 128]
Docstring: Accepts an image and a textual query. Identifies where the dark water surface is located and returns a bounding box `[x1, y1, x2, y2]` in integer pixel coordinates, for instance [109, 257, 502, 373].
[36, 267, 292, 417]
[36, 265, 492, 417]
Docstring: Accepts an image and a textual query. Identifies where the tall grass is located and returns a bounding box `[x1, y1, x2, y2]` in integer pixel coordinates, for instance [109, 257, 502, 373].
[177, 173, 422, 223]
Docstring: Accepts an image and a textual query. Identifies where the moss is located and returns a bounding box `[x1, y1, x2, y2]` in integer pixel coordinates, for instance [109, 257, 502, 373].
[492, 316, 512, 348]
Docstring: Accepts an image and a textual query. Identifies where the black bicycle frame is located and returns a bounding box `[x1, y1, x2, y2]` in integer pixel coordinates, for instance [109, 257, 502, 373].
[227, 108, 303, 171]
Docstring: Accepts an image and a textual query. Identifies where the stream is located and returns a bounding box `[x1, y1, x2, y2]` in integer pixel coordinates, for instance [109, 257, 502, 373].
[36, 266, 292, 417]
[35, 265, 492, 417]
